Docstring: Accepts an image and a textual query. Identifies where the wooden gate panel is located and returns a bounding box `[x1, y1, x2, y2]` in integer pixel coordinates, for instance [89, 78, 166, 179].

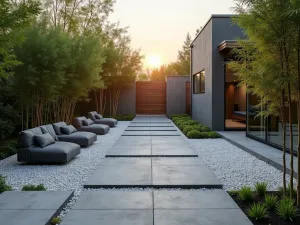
[136, 81, 166, 114]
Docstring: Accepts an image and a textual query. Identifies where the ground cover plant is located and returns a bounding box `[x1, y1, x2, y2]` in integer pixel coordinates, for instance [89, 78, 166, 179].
[0, 176, 12, 194]
[229, 182, 300, 225]
[170, 114, 220, 139]
[22, 184, 46, 191]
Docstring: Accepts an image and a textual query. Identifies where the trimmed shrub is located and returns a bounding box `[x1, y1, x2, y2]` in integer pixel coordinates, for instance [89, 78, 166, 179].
[199, 125, 211, 132]
[22, 184, 46, 191]
[172, 117, 191, 123]
[181, 120, 199, 126]
[170, 114, 190, 119]
[0, 175, 12, 193]
[186, 131, 220, 139]
[187, 130, 202, 139]
[183, 125, 194, 135]
[114, 114, 135, 121]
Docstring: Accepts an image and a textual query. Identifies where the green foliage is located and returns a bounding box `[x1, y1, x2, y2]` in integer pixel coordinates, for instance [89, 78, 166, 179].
[276, 197, 297, 221]
[228, 190, 239, 195]
[183, 125, 194, 135]
[22, 184, 46, 191]
[247, 203, 268, 221]
[238, 186, 254, 203]
[51, 217, 62, 225]
[254, 182, 267, 198]
[186, 131, 220, 139]
[0, 140, 17, 160]
[0, 175, 12, 193]
[186, 130, 202, 139]
[170, 114, 190, 119]
[278, 184, 297, 198]
[0, 0, 40, 78]
[181, 120, 199, 127]
[264, 195, 278, 211]
[113, 114, 135, 121]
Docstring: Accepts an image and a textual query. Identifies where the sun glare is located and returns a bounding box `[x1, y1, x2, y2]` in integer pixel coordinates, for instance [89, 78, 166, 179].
[147, 54, 162, 68]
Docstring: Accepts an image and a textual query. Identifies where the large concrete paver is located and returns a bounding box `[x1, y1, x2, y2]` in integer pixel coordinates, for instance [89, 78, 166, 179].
[152, 165, 222, 188]
[0, 191, 73, 225]
[154, 209, 253, 225]
[128, 123, 174, 127]
[73, 191, 153, 209]
[60, 210, 153, 225]
[153, 190, 238, 209]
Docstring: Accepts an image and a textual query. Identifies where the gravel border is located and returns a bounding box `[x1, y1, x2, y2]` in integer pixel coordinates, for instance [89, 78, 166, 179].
[188, 138, 297, 191]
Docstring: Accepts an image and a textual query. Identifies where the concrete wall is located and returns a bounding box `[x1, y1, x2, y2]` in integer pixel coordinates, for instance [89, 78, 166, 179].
[117, 81, 136, 115]
[191, 15, 244, 131]
[166, 76, 190, 116]
[211, 16, 244, 130]
[191, 19, 213, 128]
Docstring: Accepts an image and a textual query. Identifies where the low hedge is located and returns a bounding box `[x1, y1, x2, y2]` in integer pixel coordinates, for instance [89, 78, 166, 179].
[187, 130, 221, 139]
[22, 184, 46, 191]
[113, 114, 135, 121]
[170, 114, 190, 120]
[172, 116, 191, 123]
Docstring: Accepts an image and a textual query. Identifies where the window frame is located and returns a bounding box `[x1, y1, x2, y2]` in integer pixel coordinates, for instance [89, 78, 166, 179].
[193, 70, 205, 94]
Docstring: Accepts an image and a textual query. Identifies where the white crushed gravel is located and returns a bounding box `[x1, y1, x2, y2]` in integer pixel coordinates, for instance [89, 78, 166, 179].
[188, 138, 297, 191]
[0, 121, 130, 195]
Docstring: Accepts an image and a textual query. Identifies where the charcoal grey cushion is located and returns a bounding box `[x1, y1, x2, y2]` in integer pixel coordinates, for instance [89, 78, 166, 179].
[61, 125, 77, 135]
[52, 122, 68, 135]
[82, 118, 94, 126]
[20, 142, 81, 163]
[34, 133, 55, 148]
[73, 117, 87, 128]
[95, 114, 103, 119]
[57, 131, 97, 147]
[40, 124, 59, 141]
[78, 124, 110, 135]
[88, 111, 97, 120]
[93, 118, 118, 127]
[18, 127, 43, 148]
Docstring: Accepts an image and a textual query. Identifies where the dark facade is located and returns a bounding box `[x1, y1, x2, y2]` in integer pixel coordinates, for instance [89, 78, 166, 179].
[191, 14, 298, 153]
[191, 15, 244, 130]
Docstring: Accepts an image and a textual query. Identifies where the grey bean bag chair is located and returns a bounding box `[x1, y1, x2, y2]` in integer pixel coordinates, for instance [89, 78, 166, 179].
[73, 116, 110, 135]
[17, 126, 81, 164]
[88, 111, 118, 127]
[52, 122, 97, 147]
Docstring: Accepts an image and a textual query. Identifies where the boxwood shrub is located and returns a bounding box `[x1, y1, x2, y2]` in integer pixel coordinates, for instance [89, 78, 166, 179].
[187, 130, 202, 139]
[183, 125, 194, 135]
[170, 114, 190, 119]
[0, 176, 12, 193]
[187, 131, 221, 139]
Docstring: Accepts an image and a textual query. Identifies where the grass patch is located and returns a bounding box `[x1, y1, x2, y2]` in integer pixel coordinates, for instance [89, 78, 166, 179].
[22, 184, 47, 191]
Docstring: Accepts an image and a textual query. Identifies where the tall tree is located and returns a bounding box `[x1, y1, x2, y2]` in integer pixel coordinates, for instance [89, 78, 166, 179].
[231, 0, 296, 200]
[0, 0, 40, 78]
[174, 33, 191, 75]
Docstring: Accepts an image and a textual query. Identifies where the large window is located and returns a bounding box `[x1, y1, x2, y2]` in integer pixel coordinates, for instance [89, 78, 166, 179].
[193, 70, 205, 94]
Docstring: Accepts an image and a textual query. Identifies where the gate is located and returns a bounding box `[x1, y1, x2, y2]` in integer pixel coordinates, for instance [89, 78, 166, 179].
[136, 81, 166, 114]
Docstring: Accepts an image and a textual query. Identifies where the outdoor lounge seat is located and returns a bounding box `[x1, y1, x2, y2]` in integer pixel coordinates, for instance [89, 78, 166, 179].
[17, 126, 81, 163]
[73, 116, 110, 135]
[88, 111, 118, 127]
[52, 122, 97, 147]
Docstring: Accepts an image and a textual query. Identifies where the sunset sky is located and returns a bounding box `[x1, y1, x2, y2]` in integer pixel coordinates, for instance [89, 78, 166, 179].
[109, 0, 235, 69]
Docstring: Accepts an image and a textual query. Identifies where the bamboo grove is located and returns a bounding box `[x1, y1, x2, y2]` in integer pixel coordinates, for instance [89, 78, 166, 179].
[229, 0, 300, 206]
[0, 0, 142, 135]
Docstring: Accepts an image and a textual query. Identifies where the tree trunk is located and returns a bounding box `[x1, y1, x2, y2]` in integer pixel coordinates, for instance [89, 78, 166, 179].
[288, 84, 294, 199]
[281, 90, 287, 196]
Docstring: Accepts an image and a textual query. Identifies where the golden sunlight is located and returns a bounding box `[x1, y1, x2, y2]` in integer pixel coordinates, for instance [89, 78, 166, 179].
[146, 54, 162, 68]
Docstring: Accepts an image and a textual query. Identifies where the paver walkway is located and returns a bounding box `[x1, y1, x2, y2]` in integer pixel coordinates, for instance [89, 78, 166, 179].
[65, 116, 253, 225]
[0, 191, 73, 225]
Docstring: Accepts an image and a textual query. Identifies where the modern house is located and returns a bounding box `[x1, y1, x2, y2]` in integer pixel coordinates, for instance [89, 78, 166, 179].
[190, 14, 298, 152]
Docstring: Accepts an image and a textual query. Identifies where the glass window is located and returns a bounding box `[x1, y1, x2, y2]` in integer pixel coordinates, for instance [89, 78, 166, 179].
[193, 71, 205, 94]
